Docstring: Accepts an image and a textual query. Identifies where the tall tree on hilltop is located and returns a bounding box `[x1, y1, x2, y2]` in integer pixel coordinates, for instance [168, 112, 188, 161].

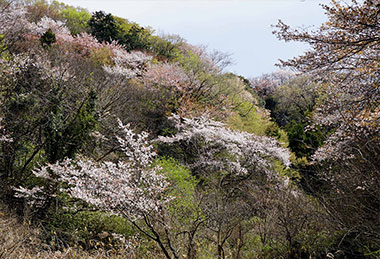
[88, 11, 120, 44]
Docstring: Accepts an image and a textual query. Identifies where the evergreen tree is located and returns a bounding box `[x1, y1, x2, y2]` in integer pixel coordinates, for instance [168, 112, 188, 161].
[88, 11, 120, 44]
[40, 28, 56, 47]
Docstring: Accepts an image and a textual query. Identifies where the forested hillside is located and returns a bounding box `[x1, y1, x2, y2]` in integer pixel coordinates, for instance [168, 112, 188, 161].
[0, 0, 378, 258]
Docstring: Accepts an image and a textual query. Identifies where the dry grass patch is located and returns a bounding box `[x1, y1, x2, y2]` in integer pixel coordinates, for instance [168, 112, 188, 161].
[0, 204, 145, 259]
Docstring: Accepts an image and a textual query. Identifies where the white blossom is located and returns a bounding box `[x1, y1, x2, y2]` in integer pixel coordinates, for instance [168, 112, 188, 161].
[27, 16, 70, 36]
[159, 114, 291, 179]
[14, 119, 170, 219]
[0, 4, 28, 37]
[103, 48, 152, 79]
[13, 186, 46, 207]
[0, 116, 12, 143]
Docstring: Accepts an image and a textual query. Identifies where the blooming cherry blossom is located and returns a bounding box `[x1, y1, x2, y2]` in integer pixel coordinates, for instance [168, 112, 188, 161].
[143, 62, 193, 93]
[27, 16, 70, 36]
[0, 3, 28, 35]
[159, 114, 291, 179]
[103, 47, 152, 79]
[14, 120, 169, 219]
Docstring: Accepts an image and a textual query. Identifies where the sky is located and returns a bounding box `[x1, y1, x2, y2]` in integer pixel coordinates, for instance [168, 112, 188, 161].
[58, 0, 331, 78]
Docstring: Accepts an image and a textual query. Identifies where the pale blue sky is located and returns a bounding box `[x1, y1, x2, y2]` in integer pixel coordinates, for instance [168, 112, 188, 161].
[59, 0, 330, 78]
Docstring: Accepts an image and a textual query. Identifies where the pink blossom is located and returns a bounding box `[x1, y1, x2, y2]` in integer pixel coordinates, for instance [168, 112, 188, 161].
[143, 62, 193, 93]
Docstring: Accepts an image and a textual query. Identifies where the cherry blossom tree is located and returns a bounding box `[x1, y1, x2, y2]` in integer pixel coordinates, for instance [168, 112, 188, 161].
[0, 3, 159, 167]
[103, 47, 152, 79]
[0, 2, 30, 51]
[274, 0, 380, 252]
[250, 70, 295, 99]
[158, 114, 291, 257]
[143, 62, 193, 94]
[274, 0, 379, 162]
[27, 16, 71, 36]
[159, 114, 291, 174]
[14, 119, 177, 258]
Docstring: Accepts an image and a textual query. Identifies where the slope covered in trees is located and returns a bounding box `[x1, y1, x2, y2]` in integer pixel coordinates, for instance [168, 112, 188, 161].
[0, 0, 378, 258]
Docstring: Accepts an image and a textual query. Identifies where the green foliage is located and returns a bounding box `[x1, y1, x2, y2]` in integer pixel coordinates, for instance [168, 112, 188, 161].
[261, 76, 325, 158]
[114, 17, 153, 51]
[88, 11, 153, 51]
[0, 70, 45, 181]
[227, 102, 266, 135]
[269, 76, 319, 127]
[0, 56, 99, 186]
[44, 89, 98, 163]
[156, 157, 201, 219]
[149, 36, 176, 59]
[156, 157, 199, 211]
[227, 101, 288, 146]
[88, 11, 120, 44]
[0, 35, 8, 56]
[286, 120, 324, 158]
[40, 29, 57, 47]
[122, 24, 151, 51]
[215, 73, 290, 145]
[174, 47, 207, 76]
[24, 0, 63, 23]
[113, 16, 133, 32]
[60, 6, 91, 35]
[149, 34, 184, 60]
[88, 46, 114, 67]
[273, 159, 300, 181]
[43, 209, 136, 250]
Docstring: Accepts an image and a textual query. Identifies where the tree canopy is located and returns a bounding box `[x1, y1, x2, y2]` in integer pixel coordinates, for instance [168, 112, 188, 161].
[274, 0, 380, 252]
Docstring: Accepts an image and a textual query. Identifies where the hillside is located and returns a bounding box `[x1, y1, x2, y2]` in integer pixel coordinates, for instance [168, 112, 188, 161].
[0, 0, 379, 258]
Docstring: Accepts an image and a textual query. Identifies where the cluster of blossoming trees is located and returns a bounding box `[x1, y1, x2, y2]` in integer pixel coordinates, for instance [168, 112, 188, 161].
[0, 0, 379, 257]
[0, 1, 307, 257]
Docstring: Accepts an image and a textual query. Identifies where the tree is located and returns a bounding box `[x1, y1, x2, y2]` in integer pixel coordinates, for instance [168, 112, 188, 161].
[158, 114, 292, 258]
[14, 119, 176, 258]
[23, 0, 63, 23]
[0, 11, 118, 185]
[88, 11, 120, 44]
[274, 0, 380, 255]
[40, 28, 56, 47]
[249, 70, 294, 99]
[149, 33, 184, 60]
[274, 0, 379, 161]
[122, 24, 151, 51]
[87, 11, 152, 52]
[264, 76, 325, 158]
[60, 6, 91, 35]
[0, 2, 30, 52]
[143, 62, 192, 95]
[0, 49, 101, 184]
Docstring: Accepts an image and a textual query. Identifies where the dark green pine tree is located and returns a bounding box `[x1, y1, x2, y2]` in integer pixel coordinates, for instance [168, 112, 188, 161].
[88, 11, 120, 44]
[40, 28, 57, 47]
